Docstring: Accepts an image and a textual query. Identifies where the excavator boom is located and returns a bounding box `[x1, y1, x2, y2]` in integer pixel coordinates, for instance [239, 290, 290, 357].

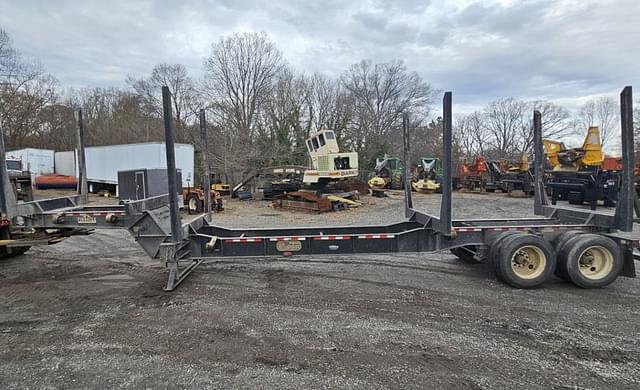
[581, 126, 604, 167]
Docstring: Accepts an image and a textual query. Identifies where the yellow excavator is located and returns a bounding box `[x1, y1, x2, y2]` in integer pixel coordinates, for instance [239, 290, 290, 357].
[543, 126, 617, 209]
[543, 127, 604, 171]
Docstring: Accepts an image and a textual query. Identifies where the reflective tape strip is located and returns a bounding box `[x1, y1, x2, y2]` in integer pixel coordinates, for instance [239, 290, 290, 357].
[313, 236, 351, 241]
[455, 225, 588, 233]
[357, 234, 394, 239]
[226, 238, 263, 243]
[454, 228, 482, 232]
[269, 237, 306, 242]
[54, 211, 127, 216]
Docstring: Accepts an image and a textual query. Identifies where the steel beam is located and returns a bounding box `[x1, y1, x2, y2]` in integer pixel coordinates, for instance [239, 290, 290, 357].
[439, 92, 452, 236]
[533, 110, 548, 215]
[402, 112, 413, 217]
[615, 86, 634, 231]
[161, 86, 183, 242]
[76, 109, 88, 204]
[0, 122, 17, 216]
[199, 109, 211, 214]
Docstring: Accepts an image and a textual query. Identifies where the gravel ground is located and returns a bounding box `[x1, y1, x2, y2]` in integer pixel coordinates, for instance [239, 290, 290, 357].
[2, 192, 640, 389]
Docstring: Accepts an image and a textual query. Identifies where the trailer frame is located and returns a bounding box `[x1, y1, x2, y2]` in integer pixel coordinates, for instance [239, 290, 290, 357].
[1, 86, 637, 291]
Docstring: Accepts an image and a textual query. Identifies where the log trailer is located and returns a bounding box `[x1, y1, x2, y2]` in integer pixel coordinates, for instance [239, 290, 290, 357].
[0, 86, 637, 292]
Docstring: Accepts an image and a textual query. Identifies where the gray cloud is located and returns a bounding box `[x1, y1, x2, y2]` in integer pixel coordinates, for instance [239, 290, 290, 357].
[0, 0, 638, 112]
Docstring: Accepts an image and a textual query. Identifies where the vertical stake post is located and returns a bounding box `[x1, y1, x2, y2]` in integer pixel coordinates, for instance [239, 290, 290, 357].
[162, 86, 183, 242]
[0, 122, 17, 216]
[533, 110, 547, 215]
[615, 86, 634, 232]
[402, 112, 413, 217]
[76, 109, 88, 204]
[200, 109, 211, 214]
[439, 92, 452, 236]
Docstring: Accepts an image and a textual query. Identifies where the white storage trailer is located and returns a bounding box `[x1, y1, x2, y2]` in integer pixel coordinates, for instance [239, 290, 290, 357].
[54, 142, 195, 193]
[6, 148, 55, 182]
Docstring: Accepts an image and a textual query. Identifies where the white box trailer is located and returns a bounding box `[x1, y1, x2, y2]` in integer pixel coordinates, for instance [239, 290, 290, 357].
[54, 142, 195, 193]
[6, 148, 55, 182]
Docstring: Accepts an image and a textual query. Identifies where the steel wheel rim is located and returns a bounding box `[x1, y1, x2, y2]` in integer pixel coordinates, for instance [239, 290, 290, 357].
[511, 245, 546, 279]
[578, 246, 614, 280]
[189, 198, 198, 211]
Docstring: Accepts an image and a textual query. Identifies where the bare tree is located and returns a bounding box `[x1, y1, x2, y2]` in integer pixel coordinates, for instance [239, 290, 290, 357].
[126, 63, 199, 142]
[340, 59, 435, 166]
[204, 32, 284, 146]
[0, 28, 16, 76]
[578, 97, 619, 148]
[518, 101, 572, 153]
[454, 111, 488, 159]
[482, 98, 527, 159]
[0, 28, 58, 149]
[259, 67, 310, 166]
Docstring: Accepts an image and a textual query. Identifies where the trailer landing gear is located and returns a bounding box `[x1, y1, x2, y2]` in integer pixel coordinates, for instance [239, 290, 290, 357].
[161, 241, 203, 291]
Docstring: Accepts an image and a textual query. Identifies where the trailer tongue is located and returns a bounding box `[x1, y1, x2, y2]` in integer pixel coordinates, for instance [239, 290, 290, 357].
[1, 86, 637, 291]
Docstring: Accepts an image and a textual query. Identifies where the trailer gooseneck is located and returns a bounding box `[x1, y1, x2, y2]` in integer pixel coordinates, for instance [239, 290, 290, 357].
[1, 87, 637, 291]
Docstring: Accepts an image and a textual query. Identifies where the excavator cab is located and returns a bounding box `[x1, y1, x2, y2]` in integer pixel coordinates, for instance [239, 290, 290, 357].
[543, 140, 565, 169]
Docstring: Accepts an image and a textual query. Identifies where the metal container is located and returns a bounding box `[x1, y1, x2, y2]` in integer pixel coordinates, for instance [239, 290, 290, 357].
[117, 168, 183, 201]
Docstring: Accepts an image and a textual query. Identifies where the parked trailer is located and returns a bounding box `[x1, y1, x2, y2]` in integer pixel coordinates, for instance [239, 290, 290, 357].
[6, 148, 55, 183]
[0, 86, 637, 292]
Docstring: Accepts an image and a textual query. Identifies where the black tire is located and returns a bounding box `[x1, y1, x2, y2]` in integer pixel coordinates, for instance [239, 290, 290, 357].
[488, 232, 521, 276]
[390, 174, 403, 190]
[491, 233, 556, 289]
[188, 195, 203, 214]
[450, 246, 479, 263]
[553, 230, 584, 280]
[560, 234, 622, 288]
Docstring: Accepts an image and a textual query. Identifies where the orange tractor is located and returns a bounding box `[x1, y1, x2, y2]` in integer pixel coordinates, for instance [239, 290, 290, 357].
[183, 186, 223, 214]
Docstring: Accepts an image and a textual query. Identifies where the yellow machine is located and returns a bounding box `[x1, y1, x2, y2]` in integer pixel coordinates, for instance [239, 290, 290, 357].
[411, 179, 440, 193]
[503, 154, 529, 173]
[212, 182, 230, 195]
[543, 126, 604, 171]
[368, 176, 386, 189]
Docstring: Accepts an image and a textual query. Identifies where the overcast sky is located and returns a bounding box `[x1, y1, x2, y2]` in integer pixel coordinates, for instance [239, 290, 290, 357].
[0, 0, 638, 112]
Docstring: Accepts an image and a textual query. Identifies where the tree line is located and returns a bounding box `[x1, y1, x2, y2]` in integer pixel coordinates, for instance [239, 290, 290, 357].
[1, 28, 638, 183]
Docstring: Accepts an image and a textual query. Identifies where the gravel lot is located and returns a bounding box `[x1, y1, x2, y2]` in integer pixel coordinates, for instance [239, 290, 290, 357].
[2, 192, 640, 389]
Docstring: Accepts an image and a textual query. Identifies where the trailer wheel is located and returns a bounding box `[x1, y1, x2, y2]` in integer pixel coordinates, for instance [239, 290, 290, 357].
[492, 233, 556, 289]
[553, 230, 584, 280]
[188, 195, 203, 214]
[450, 246, 479, 263]
[560, 234, 622, 288]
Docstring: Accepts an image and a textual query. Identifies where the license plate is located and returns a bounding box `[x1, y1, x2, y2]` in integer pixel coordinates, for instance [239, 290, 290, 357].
[276, 240, 302, 252]
[77, 214, 97, 224]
